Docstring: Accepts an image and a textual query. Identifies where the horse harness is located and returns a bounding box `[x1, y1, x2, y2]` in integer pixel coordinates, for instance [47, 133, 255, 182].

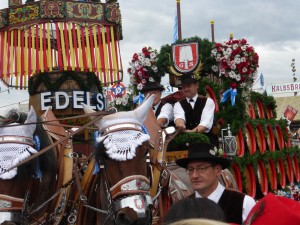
[149, 127, 192, 221]
[67, 122, 154, 225]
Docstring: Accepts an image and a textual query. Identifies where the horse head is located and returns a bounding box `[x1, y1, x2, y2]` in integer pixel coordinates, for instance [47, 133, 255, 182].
[82, 95, 154, 225]
[0, 107, 58, 224]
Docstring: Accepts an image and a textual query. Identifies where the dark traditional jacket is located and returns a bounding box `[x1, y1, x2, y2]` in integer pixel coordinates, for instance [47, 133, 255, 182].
[189, 189, 245, 224]
[179, 96, 207, 130]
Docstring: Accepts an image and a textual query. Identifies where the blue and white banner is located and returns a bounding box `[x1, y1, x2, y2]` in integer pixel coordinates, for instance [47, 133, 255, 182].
[173, 11, 178, 43]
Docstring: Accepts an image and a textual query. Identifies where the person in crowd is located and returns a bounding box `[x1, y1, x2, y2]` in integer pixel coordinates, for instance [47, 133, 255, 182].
[175, 142, 256, 224]
[173, 74, 215, 133]
[164, 197, 226, 224]
[244, 193, 300, 225]
[141, 81, 174, 128]
[165, 219, 229, 225]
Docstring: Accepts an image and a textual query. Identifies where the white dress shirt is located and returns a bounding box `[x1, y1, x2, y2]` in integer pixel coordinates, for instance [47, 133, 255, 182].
[195, 182, 256, 222]
[153, 101, 174, 127]
[173, 94, 215, 132]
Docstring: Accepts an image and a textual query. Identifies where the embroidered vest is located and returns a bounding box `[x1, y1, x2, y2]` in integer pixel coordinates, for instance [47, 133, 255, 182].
[218, 189, 245, 224]
[179, 96, 207, 130]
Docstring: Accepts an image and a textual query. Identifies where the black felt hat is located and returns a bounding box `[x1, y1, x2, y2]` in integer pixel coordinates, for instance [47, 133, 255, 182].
[180, 73, 198, 86]
[175, 143, 231, 169]
[141, 81, 165, 93]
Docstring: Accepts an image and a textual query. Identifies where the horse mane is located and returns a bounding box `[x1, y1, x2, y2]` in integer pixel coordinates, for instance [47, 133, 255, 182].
[31, 117, 58, 209]
[95, 139, 105, 164]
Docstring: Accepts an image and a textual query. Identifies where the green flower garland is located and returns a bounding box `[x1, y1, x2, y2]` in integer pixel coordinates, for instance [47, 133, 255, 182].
[28, 71, 102, 95]
[231, 146, 300, 195]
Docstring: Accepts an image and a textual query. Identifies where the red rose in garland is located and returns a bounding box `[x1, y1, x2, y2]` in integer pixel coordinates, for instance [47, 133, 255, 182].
[211, 38, 259, 86]
[212, 38, 259, 106]
[128, 46, 165, 91]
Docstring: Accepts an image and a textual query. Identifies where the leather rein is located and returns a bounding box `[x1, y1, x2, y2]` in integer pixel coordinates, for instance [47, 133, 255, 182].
[0, 111, 110, 177]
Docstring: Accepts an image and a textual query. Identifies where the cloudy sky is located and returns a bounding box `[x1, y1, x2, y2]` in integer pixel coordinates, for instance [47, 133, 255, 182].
[0, 0, 300, 114]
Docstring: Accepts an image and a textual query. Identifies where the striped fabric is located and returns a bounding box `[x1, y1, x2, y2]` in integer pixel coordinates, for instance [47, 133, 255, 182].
[0, 22, 123, 88]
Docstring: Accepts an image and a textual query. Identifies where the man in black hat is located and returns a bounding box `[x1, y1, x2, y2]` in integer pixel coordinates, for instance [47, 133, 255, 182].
[141, 81, 174, 128]
[176, 142, 256, 224]
[173, 74, 215, 133]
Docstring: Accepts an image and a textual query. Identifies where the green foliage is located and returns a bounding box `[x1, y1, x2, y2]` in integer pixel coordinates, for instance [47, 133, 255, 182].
[28, 71, 102, 95]
[157, 36, 214, 77]
[197, 77, 222, 98]
[168, 133, 210, 150]
[232, 146, 300, 194]
[157, 44, 172, 75]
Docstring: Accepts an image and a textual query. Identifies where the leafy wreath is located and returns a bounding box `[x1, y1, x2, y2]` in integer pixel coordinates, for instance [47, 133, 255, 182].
[28, 71, 102, 95]
[157, 36, 214, 77]
[167, 133, 210, 151]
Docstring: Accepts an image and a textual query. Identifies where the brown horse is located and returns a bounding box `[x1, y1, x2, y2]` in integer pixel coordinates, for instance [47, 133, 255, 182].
[70, 95, 155, 225]
[0, 107, 72, 225]
[67, 93, 238, 225]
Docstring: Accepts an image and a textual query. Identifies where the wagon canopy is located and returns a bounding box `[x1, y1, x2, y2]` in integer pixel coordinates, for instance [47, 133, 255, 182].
[0, 0, 123, 88]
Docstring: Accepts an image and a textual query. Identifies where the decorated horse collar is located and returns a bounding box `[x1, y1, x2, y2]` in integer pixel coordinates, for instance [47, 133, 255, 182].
[0, 135, 34, 146]
[101, 123, 143, 136]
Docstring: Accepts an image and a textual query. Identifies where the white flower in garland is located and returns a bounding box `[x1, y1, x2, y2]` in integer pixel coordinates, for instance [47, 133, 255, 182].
[211, 38, 259, 85]
[107, 92, 134, 112]
[127, 46, 165, 90]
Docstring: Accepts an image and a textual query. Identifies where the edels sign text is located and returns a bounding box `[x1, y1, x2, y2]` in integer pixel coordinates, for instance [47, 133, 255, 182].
[40, 91, 105, 111]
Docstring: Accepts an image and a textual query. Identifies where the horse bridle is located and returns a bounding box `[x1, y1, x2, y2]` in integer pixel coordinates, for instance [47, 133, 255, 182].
[98, 125, 153, 225]
[72, 158, 153, 225]
[109, 175, 153, 216]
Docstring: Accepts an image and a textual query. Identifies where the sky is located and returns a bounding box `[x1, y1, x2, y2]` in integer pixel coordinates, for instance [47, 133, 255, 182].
[1, 0, 300, 114]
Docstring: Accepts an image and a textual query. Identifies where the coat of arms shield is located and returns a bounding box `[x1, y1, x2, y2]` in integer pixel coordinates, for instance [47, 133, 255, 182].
[172, 42, 199, 73]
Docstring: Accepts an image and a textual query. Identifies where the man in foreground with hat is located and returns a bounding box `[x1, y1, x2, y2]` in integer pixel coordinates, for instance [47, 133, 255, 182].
[173, 74, 215, 133]
[141, 81, 174, 128]
[176, 142, 256, 224]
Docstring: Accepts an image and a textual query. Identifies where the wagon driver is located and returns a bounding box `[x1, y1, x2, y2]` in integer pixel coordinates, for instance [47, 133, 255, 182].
[174, 74, 215, 133]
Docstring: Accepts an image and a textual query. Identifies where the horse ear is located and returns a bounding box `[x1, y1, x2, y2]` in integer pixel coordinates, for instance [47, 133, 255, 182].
[134, 94, 154, 123]
[82, 103, 98, 123]
[25, 106, 37, 135]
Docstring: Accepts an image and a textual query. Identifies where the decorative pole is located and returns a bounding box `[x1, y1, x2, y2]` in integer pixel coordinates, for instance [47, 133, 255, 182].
[211, 20, 215, 43]
[229, 33, 233, 40]
[291, 58, 297, 96]
[176, 0, 182, 40]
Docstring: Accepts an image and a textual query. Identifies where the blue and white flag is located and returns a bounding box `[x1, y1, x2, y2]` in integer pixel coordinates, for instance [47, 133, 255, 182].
[260, 73, 264, 88]
[173, 11, 178, 43]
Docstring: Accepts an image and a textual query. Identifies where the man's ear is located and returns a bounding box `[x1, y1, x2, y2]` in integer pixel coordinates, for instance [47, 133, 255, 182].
[215, 164, 222, 175]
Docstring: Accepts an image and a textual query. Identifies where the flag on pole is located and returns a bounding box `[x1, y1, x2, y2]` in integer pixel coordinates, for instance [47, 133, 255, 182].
[260, 73, 264, 88]
[173, 10, 178, 43]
